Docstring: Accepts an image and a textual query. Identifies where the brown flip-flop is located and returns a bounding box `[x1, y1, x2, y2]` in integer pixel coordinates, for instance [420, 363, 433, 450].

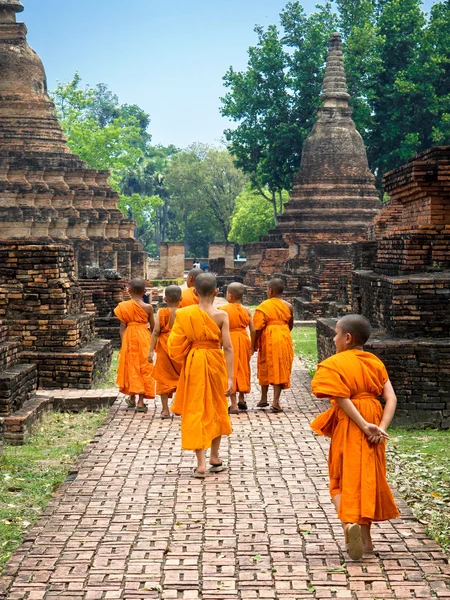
[192, 468, 206, 479]
[270, 405, 284, 414]
[256, 401, 269, 408]
[345, 523, 364, 560]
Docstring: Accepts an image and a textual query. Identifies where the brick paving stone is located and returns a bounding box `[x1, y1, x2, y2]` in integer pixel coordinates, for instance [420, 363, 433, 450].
[0, 357, 449, 599]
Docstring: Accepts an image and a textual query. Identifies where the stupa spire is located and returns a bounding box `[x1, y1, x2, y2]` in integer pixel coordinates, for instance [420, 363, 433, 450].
[0, 0, 23, 22]
[321, 32, 350, 107]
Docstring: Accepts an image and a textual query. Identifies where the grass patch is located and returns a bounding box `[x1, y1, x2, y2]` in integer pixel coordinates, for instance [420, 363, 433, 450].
[291, 327, 318, 375]
[387, 428, 450, 553]
[0, 410, 108, 572]
[97, 349, 119, 389]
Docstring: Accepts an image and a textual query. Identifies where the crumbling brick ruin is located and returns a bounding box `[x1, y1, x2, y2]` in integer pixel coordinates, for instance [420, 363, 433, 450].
[0, 242, 112, 389]
[243, 33, 380, 315]
[318, 147, 450, 427]
[0, 1, 148, 280]
[0, 0, 151, 349]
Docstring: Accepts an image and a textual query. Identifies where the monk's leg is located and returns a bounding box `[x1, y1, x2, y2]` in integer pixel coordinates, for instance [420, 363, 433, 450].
[332, 493, 364, 560]
[272, 385, 283, 410]
[136, 394, 145, 409]
[361, 524, 374, 552]
[257, 385, 269, 407]
[195, 449, 207, 474]
[209, 436, 222, 466]
[229, 392, 239, 412]
[161, 394, 170, 417]
[238, 392, 247, 410]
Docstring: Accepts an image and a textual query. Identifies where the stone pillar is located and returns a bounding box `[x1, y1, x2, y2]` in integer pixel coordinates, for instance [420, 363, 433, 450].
[208, 243, 235, 270]
[159, 243, 185, 279]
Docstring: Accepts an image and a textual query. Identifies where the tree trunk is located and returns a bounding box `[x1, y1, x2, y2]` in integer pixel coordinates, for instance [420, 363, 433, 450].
[162, 197, 168, 241]
[272, 191, 278, 226]
[278, 190, 284, 215]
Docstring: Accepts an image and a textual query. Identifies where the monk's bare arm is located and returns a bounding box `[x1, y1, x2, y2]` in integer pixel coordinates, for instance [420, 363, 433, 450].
[244, 307, 256, 352]
[336, 397, 389, 440]
[220, 313, 234, 396]
[148, 310, 161, 362]
[379, 379, 397, 432]
[146, 305, 155, 333]
[287, 303, 294, 330]
[119, 322, 126, 343]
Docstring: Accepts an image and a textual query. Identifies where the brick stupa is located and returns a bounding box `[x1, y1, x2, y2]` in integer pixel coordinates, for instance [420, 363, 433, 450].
[0, 0, 148, 280]
[243, 33, 380, 317]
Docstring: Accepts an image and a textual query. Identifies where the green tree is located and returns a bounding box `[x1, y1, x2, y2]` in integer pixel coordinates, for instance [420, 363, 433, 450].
[368, 0, 426, 182]
[221, 24, 296, 223]
[164, 145, 247, 257]
[52, 74, 150, 186]
[228, 185, 289, 247]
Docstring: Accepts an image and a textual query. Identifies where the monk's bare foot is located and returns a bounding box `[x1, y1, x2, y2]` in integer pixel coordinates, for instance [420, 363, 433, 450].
[271, 404, 283, 414]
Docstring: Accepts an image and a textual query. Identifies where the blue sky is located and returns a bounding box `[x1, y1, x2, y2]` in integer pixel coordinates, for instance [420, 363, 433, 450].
[24, 0, 435, 148]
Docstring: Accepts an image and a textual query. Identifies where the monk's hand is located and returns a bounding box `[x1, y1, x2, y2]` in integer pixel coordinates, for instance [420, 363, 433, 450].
[363, 423, 389, 440]
[225, 379, 234, 397]
[148, 352, 154, 363]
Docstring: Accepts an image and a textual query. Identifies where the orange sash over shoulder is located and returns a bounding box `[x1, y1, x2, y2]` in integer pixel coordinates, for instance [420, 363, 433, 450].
[168, 306, 232, 450]
[179, 287, 199, 308]
[311, 350, 399, 525]
[154, 308, 181, 397]
[254, 298, 293, 389]
[219, 303, 251, 394]
[114, 300, 155, 398]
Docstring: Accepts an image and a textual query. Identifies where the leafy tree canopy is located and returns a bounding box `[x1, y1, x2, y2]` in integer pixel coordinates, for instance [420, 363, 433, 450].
[222, 0, 450, 190]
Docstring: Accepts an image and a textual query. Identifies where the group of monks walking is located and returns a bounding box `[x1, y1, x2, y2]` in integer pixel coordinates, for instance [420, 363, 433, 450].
[114, 268, 399, 562]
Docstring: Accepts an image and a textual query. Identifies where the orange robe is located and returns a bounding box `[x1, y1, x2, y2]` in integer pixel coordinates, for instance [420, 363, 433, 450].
[254, 298, 293, 389]
[179, 287, 199, 308]
[168, 305, 232, 450]
[219, 303, 251, 393]
[114, 300, 155, 398]
[311, 350, 399, 525]
[154, 308, 181, 397]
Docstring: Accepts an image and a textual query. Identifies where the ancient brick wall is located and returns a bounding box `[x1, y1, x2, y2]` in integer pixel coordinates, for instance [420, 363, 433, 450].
[209, 243, 235, 270]
[352, 271, 450, 338]
[0, 241, 112, 388]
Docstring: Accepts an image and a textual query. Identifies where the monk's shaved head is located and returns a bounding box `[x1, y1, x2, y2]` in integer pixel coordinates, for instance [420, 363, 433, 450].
[164, 285, 182, 304]
[337, 314, 372, 346]
[187, 267, 204, 288]
[268, 278, 284, 295]
[188, 268, 203, 280]
[130, 278, 146, 295]
[195, 273, 217, 297]
[227, 282, 245, 300]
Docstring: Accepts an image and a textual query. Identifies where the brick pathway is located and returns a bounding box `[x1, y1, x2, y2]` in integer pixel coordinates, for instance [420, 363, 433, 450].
[1, 358, 449, 599]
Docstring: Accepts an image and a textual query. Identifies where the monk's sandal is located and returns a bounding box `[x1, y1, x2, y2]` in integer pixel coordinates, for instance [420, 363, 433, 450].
[345, 524, 364, 561]
[209, 462, 227, 473]
[192, 469, 206, 479]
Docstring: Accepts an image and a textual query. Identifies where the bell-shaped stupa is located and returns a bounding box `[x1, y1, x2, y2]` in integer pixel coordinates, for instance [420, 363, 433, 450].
[0, 0, 147, 279]
[243, 32, 381, 317]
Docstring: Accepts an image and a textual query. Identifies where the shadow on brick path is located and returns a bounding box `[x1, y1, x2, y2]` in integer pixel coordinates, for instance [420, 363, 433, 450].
[1, 358, 449, 599]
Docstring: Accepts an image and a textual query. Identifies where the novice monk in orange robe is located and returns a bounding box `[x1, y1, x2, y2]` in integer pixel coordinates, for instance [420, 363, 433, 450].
[254, 278, 294, 413]
[179, 268, 203, 308]
[115, 278, 155, 412]
[148, 285, 182, 419]
[219, 282, 255, 413]
[311, 314, 399, 561]
[168, 273, 234, 478]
